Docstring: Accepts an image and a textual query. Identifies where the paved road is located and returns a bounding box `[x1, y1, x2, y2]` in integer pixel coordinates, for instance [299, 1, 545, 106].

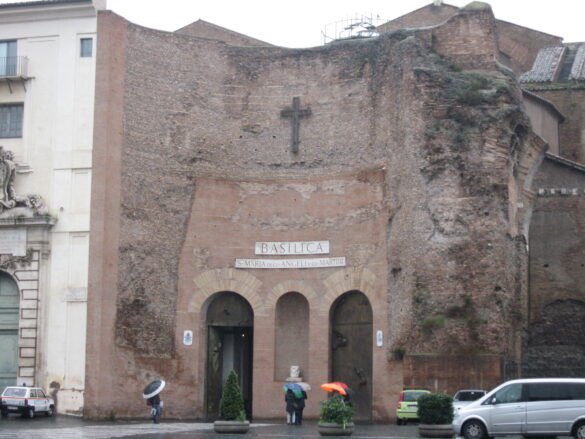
[0, 416, 422, 439]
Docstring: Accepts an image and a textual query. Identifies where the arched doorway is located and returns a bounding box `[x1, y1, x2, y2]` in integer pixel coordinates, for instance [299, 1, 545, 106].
[0, 271, 19, 391]
[205, 292, 253, 420]
[330, 290, 373, 421]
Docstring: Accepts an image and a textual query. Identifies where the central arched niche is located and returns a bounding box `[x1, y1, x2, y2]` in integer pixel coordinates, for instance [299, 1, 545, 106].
[275, 292, 309, 381]
[205, 291, 254, 420]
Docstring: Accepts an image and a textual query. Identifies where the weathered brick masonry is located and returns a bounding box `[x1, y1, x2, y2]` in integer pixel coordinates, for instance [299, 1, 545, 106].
[86, 4, 545, 420]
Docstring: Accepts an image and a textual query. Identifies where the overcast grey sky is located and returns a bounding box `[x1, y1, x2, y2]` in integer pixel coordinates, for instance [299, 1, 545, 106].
[103, 0, 584, 48]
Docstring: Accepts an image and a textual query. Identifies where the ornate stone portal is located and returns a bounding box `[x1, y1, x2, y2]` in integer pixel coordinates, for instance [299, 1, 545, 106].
[0, 146, 54, 388]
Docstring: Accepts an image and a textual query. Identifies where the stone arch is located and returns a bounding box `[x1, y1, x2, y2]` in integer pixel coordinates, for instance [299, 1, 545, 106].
[330, 290, 373, 421]
[188, 268, 264, 315]
[322, 266, 377, 315]
[203, 291, 254, 419]
[0, 269, 20, 389]
[264, 280, 318, 312]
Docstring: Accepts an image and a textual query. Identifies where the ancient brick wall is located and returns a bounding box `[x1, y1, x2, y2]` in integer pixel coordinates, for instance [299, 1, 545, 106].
[377, 4, 459, 33]
[496, 21, 562, 75]
[378, 4, 561, 75]
[525, 157, 585, 377]
[176, 20, 271, 46]
[86, 7, 541, 419]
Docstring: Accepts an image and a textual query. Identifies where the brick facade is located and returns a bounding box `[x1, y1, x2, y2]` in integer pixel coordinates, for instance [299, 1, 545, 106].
[86, 7, 545, 420]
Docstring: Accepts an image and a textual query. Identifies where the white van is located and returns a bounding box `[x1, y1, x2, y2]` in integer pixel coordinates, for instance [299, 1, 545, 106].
[452, 378, 585, 439]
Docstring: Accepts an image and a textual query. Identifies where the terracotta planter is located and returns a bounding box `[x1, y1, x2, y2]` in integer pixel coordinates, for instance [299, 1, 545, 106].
[213, 420, 250, 434]
[419, 424, 454, 438]
[318, 422, 354, 436]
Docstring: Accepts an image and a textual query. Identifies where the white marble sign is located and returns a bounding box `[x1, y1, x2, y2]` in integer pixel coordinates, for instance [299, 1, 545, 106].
[0, 228, 26, 256]
[235, 257, 345, 269]
[64, 287, 87, 302]
[255, 241, 329, 255]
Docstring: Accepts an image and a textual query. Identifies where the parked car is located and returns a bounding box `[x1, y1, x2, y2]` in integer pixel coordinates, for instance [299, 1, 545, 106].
[0, 386, 55, 418]
[396, 389, 430, 425]
[453, 389, 487, 412]
[453, 378, 585, 439]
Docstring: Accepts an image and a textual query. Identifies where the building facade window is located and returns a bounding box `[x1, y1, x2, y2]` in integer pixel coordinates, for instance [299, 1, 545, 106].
[0, 104, 23, 138]
[80, 38, 92, 57]
[0, 40, 17, 76]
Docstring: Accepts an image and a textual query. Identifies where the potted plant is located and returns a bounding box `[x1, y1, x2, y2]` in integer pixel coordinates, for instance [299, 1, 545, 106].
[417, 393, 454, 438]
[318, 394, 355, 436]
[213, 370, 250, 434]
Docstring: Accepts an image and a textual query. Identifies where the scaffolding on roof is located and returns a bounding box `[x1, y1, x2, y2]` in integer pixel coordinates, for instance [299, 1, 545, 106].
[321, 13, 386, 45]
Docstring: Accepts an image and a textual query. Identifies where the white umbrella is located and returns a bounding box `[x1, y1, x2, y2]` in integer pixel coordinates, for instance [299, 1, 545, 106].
[298, 382, 311, 391]
[143, 380, 166, 399]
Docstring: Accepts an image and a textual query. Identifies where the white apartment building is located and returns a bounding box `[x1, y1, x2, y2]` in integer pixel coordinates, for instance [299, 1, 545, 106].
[0, 0, 104, 415]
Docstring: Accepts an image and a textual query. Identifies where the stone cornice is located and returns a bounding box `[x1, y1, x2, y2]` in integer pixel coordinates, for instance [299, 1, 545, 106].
[0, 215, 57, 228]
[0, 0, 97, 24]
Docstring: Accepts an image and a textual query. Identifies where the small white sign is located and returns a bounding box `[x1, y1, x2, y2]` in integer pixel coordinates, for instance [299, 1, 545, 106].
[183, 330, 193, 346]
[235, 257, 345, 269]
[376, 330, 383, 347]
[255, 241, 329, 255]
[64, 287, 87, 302]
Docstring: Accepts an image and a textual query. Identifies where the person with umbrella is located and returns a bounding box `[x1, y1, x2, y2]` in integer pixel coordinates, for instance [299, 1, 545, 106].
[143, 380, 165, 424]
[320, 382, 354, 406]
[285, 388, 296, 425]
[294, 389, 308, 425]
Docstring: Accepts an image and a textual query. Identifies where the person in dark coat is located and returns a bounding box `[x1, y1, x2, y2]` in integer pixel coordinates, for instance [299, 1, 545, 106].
[294, 390, 307, 425]
[285, 389, 296, 424]
[343, 392, 351, 406]
[147, 394, 161, 424]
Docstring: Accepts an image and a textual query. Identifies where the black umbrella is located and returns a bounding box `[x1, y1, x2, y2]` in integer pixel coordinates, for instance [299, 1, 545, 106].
[143, 380, 166, 399]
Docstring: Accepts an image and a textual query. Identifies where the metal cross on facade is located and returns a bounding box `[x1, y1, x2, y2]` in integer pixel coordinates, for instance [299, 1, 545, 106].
[280, 97, 311, 154]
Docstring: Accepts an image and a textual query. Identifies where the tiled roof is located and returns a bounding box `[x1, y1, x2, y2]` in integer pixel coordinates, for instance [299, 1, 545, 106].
[521, 43, 585, 83]
[520, 46, 566, 83]
[570, 44, 585, 81]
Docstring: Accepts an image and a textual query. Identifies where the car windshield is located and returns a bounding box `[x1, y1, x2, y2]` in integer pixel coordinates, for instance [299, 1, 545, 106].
[2, 388, 27, 397]
[403, 391, 428, 402]
[455, 391, 485, 401]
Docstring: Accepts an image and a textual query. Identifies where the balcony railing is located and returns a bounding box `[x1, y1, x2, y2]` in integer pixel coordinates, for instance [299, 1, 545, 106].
[0, 56, 28, 78]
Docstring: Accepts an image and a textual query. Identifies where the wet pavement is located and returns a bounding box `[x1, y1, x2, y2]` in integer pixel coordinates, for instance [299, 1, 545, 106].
[0, 415, 423, 439]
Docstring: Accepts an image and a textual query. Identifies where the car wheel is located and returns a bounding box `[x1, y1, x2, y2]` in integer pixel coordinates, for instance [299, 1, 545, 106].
[46, 406, 54, 417]
[463, 420, 486, 439]
[396, 418, 403, 425]
[26, 407, 35, 419]
[574, 422, 585, 439]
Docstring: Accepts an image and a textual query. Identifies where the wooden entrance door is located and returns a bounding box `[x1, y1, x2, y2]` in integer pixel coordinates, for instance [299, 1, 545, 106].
[331, 290, 373, 421]
[205, 292, 253, 420]
[0, 272, 19, 391]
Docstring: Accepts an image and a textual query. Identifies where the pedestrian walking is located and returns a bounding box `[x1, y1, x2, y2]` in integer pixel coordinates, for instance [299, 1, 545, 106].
[143, 379, 165, 424]
[294, 390, 307, 425]
[285, 388, 296, 424]
[147, 394, 162, 424]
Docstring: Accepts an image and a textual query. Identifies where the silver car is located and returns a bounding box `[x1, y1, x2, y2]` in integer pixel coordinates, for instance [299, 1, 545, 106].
[453, 378, 585, 439]
[453, 390, 487, 412]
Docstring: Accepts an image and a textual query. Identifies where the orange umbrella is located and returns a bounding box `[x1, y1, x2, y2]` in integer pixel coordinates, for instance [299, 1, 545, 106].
[320, 382, 347, 395]
[331, 381, 354, 395]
